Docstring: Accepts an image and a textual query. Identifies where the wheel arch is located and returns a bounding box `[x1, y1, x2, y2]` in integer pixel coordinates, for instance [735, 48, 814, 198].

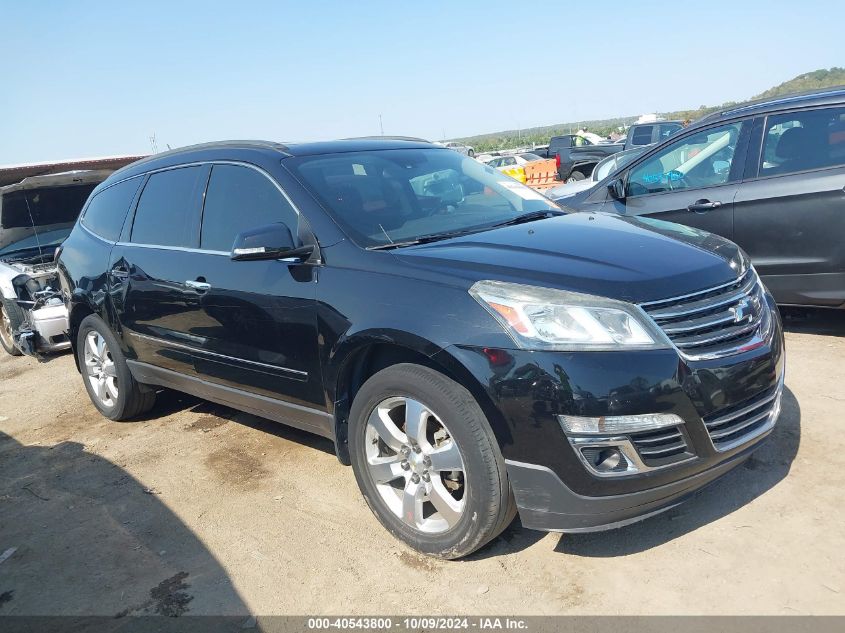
[328, 332, 509, 466]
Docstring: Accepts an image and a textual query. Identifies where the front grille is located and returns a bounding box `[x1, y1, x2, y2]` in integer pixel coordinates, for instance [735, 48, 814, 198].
[640, 270, 768, 360]
[703, 384, 782, 452]
[630, 426, 692, 467]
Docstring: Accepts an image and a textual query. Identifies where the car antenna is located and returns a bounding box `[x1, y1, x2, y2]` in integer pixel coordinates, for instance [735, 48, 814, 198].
[378, 224, 394, 244]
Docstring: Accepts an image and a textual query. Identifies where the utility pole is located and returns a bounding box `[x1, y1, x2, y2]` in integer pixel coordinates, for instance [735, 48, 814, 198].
[149, 134, 158, 154]
[379, 114, 384, 136]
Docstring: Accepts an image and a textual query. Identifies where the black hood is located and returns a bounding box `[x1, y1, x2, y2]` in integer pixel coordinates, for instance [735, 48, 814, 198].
[394, 212, 747, 304]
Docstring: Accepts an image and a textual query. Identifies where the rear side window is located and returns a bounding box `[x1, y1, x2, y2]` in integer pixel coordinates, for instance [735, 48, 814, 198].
[200, 164, 298, 252]
[630, 125, 654, 146]
[81, 178, 141, 241]
[761, 106, 845, 176]
[549, 137, 572, 153]
[131, 166, 204, 247]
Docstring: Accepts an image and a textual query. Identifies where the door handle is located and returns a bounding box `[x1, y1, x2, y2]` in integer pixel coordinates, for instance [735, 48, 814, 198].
[185, 280, 211, 292]
[109, 266, 130, 280]
[687, 199, 722, 213]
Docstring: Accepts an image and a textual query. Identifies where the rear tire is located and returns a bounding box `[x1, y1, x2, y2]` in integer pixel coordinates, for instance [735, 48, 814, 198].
[0, 299, 24, 356]
[567, 170, 586, 182]
[349, 363, 515, 559]
[76, 314, 156, 420]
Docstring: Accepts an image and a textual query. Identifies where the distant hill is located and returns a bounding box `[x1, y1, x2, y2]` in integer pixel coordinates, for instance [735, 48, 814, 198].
[458, 67, 845, 152]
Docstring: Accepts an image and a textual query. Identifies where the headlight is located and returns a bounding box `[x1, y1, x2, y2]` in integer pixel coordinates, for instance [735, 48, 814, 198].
[469, 280, 670, 351]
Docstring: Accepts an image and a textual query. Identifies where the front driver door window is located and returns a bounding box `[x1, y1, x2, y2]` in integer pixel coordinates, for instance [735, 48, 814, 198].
[619, 121, 746, 239]
[190, 164, 324, 417]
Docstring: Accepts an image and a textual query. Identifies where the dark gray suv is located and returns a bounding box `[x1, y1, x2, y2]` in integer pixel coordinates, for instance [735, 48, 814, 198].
[551, 88, 845, 309]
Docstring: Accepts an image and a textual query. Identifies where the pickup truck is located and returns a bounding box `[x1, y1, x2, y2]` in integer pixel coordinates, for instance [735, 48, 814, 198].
[624, 121, 684, 150]
[550, 122, 684, 182]
[549, 134, 623, 182]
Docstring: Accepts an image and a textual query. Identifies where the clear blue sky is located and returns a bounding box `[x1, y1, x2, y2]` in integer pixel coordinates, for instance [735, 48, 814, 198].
[2, 0, 843, 164]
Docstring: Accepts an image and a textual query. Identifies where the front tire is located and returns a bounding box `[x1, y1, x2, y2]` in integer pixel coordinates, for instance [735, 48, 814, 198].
[76, 314, 156, 420]
[349, 363, 515, 559]
[0, 299, 24, 356]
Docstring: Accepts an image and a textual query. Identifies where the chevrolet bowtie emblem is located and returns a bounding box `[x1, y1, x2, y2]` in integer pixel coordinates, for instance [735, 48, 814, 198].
[730, 298, 752, 323]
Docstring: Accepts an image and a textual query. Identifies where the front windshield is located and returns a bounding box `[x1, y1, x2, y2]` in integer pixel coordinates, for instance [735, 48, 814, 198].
[0, 227, 71, 256]
[289, 149, 559, 247]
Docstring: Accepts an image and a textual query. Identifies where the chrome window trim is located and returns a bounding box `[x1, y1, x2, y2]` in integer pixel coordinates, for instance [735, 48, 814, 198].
[123, 160, 305, 251]
[114, 241, 229, 256]
[130, 332, 308, 378]
[79, 174, 145, 240]
[79, 221, 117, 245]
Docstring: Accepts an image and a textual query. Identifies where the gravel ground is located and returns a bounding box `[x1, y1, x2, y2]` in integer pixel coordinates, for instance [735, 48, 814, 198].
[0, 309, 843, 616]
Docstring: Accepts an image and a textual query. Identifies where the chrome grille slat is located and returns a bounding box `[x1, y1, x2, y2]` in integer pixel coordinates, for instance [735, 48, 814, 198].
[705, 390, 779, 428]
[661, 310, 739, 335]
[633, 431, 682, 445]
[640, 270, 768, 360]
[702, 380, 783, 451]
[629, 426, 692, 465]
[645, 276, 756, 320]
[640, 273, 749, 309]
[672, 320, 760, 348]
[709, 410, 772, 440]
[637, 440, 687, 456]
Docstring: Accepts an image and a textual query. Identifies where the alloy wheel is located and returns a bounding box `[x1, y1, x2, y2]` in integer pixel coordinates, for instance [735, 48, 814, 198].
[364, 396, 466, 534]
[84, 331, 119, 408]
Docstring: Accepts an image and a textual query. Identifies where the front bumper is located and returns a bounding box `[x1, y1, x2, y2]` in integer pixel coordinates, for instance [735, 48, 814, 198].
[16, 304, 70, 356]
[506, 437, 762, 532]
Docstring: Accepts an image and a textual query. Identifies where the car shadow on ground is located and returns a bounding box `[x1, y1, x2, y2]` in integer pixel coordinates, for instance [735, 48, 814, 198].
[472, 386, 801, 560]
[0, 431, 250, 617]
[188, 400, 338, 456]
[137, 388, 336, 456]
[780, 306, 845, 336]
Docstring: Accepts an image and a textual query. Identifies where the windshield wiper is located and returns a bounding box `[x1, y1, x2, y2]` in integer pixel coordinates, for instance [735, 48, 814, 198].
[367, 227, 489, 251]
[487, 209, 564, 229]
[368, 210, 565, 251]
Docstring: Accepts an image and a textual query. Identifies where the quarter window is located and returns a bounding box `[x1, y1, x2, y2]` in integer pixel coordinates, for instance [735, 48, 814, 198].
[200, 164, 298, 252]
[82, 177, 142, 241]
[627, 122, 743, 196]
[131, 166, 204, 247]
[761, 106, 845, 176]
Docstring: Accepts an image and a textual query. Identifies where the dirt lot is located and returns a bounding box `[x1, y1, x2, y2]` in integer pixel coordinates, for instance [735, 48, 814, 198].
[0, 309, 843, 616]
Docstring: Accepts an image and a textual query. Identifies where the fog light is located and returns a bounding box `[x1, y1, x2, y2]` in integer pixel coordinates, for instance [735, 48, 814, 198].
[559, 413, 684, 435]
[580, 447, 628, 473]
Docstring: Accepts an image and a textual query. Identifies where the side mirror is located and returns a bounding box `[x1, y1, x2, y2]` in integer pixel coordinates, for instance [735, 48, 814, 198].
[607, 178, 626, 200]
[231, 223, 313, 262]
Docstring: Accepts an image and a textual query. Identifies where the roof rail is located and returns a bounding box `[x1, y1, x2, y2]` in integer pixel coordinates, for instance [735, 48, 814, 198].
[706, 85, 845, 121]
[341, 135, 431, 143]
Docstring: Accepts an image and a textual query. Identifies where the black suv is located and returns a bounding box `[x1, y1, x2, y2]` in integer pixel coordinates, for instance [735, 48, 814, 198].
[58, 139, 784, 558]
[550, 88, 845, 309]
